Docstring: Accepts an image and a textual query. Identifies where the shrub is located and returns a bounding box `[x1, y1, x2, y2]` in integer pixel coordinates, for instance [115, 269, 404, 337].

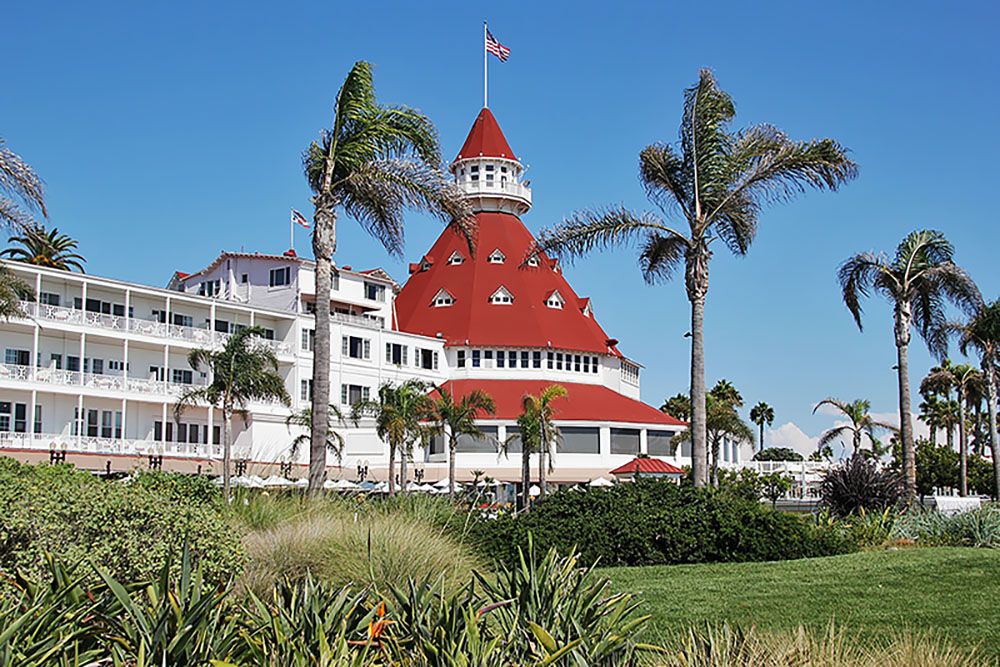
[0, 459, 243, 586]
[820, 455, 903, 518]
[241, 499, 484, 595]
[892, 505, 1000, 548]
[473, 480, 853, 568]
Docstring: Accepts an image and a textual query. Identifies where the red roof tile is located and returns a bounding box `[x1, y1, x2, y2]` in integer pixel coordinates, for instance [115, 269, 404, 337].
[455, 108, 517, 161]
[436, 380, 685, 426]
[609, 457, 685, 476]
[395, 211, 622, 355]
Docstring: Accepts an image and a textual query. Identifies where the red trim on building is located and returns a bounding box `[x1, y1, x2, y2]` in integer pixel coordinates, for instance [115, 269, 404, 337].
[436, 380, 685, 426]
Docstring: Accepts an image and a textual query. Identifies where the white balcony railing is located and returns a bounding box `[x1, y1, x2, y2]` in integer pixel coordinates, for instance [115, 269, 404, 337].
[18, 301, 295, 356]
[1, 363, 209, 397]
[460, 179, 532, 205]
[0, 430, 221, 458]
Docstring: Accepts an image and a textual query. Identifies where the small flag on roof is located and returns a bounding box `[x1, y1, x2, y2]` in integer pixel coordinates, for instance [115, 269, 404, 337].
[485, 28, 510, 62]
[291, 208, 310, 228]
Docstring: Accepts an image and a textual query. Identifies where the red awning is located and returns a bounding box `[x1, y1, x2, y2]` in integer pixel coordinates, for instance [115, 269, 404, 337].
[609, 457, 685, 476]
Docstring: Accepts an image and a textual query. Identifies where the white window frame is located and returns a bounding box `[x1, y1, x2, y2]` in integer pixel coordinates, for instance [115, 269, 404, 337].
[447, 251, 464, 265]
[432, 289, 455, 307]
[487, 249, 506, 264]
[489, 286, 514, 305]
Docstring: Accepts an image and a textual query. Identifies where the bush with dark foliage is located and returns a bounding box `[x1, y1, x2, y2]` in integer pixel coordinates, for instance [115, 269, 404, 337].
[820, 454, 904, 518]
[474, 479, 853, 567]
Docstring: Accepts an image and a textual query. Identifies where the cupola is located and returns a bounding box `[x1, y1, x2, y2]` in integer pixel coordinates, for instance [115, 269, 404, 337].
[450, 108, 532, 215]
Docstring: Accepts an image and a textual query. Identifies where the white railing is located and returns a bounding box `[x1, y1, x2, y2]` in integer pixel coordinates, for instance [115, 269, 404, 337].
[21, 301, 295, 356]
[1, 363, 209, 397]
[0, 431, 220, 458]
[0, 363, 31, 382]
[460, 180, 532, 204]
[331, 311, 383, 330]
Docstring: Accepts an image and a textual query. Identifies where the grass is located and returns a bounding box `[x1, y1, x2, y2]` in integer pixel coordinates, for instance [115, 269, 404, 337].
[603, 547, 1000, 660]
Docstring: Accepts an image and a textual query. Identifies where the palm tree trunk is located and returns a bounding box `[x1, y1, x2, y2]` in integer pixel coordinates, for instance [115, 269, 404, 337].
[400, 445, 408, 495]
[985, 361, 1000, 501]
[222, 404, 232, 503]
[387, 442, 397, 496]
[946, 421, 954, 451]
[759, 423, 765, 453]
[521, 444, 530, 510]
[930, 424, 937, 447]
[958, 390, 968, 497]
[895, 307, 916, 502]
[448, 431, 457, 500]
[309, 201, 336, 496]
[710, 437, 720, 487]
[689, 294, 708, 487]
[538, 414, 547, 498]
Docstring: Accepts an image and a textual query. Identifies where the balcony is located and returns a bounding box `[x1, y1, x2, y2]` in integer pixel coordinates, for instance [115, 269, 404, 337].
[0, 430, 221, 458]
[17, 301, 295, 356]
[459, 179, 532, 207]
[1, 363, 209, 397]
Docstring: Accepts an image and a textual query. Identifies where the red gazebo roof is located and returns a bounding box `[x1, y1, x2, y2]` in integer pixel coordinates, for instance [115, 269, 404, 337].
[609, 457, 685, 476]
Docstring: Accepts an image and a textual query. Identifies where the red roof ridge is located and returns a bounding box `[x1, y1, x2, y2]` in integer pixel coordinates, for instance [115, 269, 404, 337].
[609, 457, 685, 476]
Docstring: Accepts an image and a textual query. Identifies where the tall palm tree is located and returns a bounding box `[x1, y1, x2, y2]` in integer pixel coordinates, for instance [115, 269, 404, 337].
[813, 398, 896, 459]
[534, 69, 856, 487]
[0, 138, 46, 232]
[427, 386, 495, 499]
[356, 379, 431, 496]
[676, 386, 754, 486]
[950, 299, 1000, 499]
[839, 230, 981, 500]
[918, 395, 945, 446]
[175, 326, 291, 501]
[2, 226, 85, 272]
[301, 61, 472, 496]
[285, 404, 351, 464]
[749, 402, 774, 452]
[921, 359, 958, 449]
[516, 385, 567, 504]
[660, 393, 691, 421]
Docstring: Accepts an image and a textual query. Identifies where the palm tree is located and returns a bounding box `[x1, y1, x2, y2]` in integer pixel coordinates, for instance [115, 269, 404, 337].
[660, 393, 691, 421]
[301, 61, 472, 496]
[534, 69, 856, 487]
[950, 300, 1000, 499]
[750, 402, 775, 452]
[356, 380, 431, 496]
[285, 404, 351, 464]
[427, 386, 495, 499]
[2, 226, 85, 272]
[918, 395, 946, 446]
[516, 385, 567, 504]
[813, 398, 896, 459]
[676, 387, 754, 486]
[175, 326, 291, 501]
[0, 262, 32, 320]
[1, 138, 46, 232]
[921, 359, 958, 449]
[839, 230, 981, 500]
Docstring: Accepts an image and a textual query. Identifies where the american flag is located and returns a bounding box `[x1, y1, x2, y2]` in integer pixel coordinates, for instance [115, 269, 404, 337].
[290, 208, 310, 228]
[485, 29, 510, 62]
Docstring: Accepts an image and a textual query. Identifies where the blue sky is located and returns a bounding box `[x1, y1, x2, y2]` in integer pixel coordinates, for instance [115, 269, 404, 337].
[4, 1, 999, 453]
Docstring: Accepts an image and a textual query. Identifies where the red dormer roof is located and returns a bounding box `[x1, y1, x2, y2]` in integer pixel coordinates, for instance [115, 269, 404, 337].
[455, 108, 517, 162]
[609, 457, 685, 476]
[395, 211, 622, 356]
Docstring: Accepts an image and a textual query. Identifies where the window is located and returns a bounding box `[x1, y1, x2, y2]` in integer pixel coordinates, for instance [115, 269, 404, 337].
[86, 409, 98, 437]
[4, 349, 29, 366]
[364, 282, 386, 302]
[0, 402, 10, 432]
[621, 360, 639, 384]
[456, 425, 497, 453]
[340, 384, 370, 406]
[415, 348, 438, 370]
[108, 360, 127, 373]
[574, 355, 581, 372]
[301, 328, 315, 352]
[172, 313, 193, 328]
[66, 356, 80, 372]
[471, 350, 481, 368]
[521, 351, 529, 368]
[101, 411, 114, 439]
[533, 351, 542, 368]
[33, 405, 41, 434]
[342, 336, 370, 360]
[560, 427, 600, 454]
[556, 353, 564, 371]
[300, 379, 313, 402]
[526, 255, 539, 268]
[148, 365, 164, 381]
[504, 426, 522, 453]
[457, 350, 466, 368]
[610, 428, 641, 455]
[488, 249, 506, 264]
[489, 286, 514, 305]
[386, 343, 407, 366]
[496, 351, 505, 368]
[545, 291, 565, 309]
[591, 357, 599, 373]
[49, 353, 62, 370]
[214, 319, 231, 334]
[546, 352, 553, 370]
[269, 266, 291, 287]
[648, 431, 675, 456]
[172, 369, 193, 385]
[39, 292, 60, 306]
[432, 289, 455, 307]
[198, 280, 221, 297]
[241, 273, 248, 284]
[509, 350, 518, 368]
[448, 251, 464, 265]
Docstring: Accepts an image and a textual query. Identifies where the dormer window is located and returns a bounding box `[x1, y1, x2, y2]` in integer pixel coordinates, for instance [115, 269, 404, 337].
[432, 289, 455, 307]
[545, 291, 565, 309]
[488, 249, 506, 264]
[526, 254, 539, 268]
[581, 301, 593, 318]
[489, 286, 514, 305]
[448, 251, 464, 266]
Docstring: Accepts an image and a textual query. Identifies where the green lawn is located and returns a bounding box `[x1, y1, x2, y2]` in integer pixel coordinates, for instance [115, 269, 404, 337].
[602, 547, 1000, 658]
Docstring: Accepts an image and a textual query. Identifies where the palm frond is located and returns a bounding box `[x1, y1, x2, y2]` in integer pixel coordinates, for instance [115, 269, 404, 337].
[680, 69, 736, 222]
[0, 262, 32, 320]
[638, 143, 692, 218]
[534, 207, 680, 265]
[817, 425, 853, 449]
[837, 252, 890, 331]
[0, 139, 46, 217]
[0, 197, 36, 232]
[638, 233, 688, 284]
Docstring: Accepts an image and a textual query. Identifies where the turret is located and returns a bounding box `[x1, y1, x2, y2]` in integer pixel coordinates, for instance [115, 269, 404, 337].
[449, 108, 532, 215]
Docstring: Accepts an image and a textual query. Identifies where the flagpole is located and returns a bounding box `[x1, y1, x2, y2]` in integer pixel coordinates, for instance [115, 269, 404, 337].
[289, 215, 294, 253]
[483, 21, 488, 108]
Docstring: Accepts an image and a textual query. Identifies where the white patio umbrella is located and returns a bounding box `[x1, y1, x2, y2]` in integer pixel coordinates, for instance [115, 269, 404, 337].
[528, 485, 541, 497]
[433, 477, 451, 488]
[262, 475, 291, 488]
[334, 479, 360, 490]
[247, 475, 266, 489]
[588, 477, 615, 488]
[293, 478, 309, 488]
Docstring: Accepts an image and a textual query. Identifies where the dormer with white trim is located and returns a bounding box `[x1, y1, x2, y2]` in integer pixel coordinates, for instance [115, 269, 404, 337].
[432, 289, 455, 307]
[487, 248, 506, 264]
[545, 290, 565, 309]
[447, 251, 464, 265]
[489, 286, 514, 305]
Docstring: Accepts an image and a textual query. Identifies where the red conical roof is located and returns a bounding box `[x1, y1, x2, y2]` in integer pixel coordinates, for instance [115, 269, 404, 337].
[454, 108, 517, 162]
[395, 211, 620, 356]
